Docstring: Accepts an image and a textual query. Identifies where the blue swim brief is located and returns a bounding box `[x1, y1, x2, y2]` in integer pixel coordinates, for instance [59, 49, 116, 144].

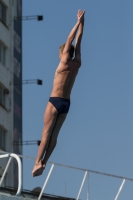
[49, 97, 70, 114]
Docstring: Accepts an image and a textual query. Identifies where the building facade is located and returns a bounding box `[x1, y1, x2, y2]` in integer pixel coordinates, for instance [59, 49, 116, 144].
[0, 0, 22, 188]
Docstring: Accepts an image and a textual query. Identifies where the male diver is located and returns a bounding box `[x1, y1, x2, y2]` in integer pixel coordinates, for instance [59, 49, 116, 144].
[32, 9, 85, 176]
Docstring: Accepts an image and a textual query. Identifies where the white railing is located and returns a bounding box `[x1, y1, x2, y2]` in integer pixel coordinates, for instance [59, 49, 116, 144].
[0, 151, 133, 199]
[0, 153, 22, 196]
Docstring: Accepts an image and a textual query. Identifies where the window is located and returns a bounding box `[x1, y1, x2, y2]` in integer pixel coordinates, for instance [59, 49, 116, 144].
[0, 43, 6, 66]
[0, 2, 7, 25]
[0, 127, 6, 150]
[0, 86, 6, 107]
[0, 4, 2, 19]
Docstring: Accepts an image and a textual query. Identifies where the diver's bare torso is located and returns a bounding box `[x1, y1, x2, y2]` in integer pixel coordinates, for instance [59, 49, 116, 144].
[51, 59, 81, 99]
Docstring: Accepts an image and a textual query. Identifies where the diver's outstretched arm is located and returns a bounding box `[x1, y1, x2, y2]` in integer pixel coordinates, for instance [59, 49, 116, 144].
[63, 10, 85, 55]
[75, 10, 85, 63]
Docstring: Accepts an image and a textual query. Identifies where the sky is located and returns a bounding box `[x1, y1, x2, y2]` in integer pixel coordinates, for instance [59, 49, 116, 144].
[22, 0, 133, 199]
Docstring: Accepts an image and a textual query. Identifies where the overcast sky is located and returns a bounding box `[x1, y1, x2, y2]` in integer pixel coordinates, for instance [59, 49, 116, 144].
[22, 0, 133, 199]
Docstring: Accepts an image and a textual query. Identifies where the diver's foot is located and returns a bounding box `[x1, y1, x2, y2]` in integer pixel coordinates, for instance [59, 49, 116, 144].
[32, 162, 45, 177]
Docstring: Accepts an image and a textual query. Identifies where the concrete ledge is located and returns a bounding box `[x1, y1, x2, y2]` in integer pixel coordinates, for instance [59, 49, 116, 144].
[0, 193, 31, 200]
[0, 188, 76, 200]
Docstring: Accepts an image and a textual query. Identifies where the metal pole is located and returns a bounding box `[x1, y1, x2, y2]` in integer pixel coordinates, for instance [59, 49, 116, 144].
[87, 172, 90, 200]
[0, 154, 10, 159]
[0, 156, 12, 186]
[76, 171, 88, 200]
[38, 164, 55, 200]
[1, 152, 133, 182]
[114, 179, 126, 200]
[0, 153, 22, 195]
[10, 153, 22, 196]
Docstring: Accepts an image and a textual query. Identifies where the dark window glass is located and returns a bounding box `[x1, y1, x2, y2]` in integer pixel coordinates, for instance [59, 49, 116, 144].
[0, 86, 5, 107]
[0, 127, 6, 150]
[0, 2, 6, 25]
[0, 43, 6, 66]
[0, 4, 2, 20]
